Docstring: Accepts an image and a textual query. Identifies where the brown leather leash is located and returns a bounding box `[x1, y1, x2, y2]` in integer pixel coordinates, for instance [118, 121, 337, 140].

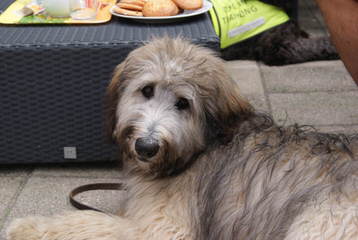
[69, 183, 125, 213]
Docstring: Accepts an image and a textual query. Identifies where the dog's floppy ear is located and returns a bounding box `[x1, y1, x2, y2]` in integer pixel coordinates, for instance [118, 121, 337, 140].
[216, 77, 252, 122]
[105, 62, 126, 142]
[203, 70, 253, 141]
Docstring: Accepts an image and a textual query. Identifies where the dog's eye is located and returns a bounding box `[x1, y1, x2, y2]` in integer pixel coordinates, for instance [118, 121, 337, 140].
[141, 85, 154, 99]
[175, 98, 190, 110]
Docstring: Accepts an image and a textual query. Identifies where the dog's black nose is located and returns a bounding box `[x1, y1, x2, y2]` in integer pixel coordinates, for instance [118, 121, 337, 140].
[135, 137, 159, 159]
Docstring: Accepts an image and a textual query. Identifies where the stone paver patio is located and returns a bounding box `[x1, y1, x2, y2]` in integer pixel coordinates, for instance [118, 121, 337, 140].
[1, 0, 358, 239]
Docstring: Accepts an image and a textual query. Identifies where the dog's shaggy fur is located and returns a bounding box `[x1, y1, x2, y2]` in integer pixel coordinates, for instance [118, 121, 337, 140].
[221, 0, 339, 65]
[7, 38, 358, 240]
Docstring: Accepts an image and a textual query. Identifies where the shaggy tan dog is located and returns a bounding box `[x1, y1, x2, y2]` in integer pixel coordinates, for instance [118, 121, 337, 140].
[7, 38, 358, 240]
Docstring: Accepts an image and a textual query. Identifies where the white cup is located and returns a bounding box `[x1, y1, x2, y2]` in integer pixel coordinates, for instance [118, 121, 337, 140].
[70, 0, 98, 20]
[43, 0, 71, 18]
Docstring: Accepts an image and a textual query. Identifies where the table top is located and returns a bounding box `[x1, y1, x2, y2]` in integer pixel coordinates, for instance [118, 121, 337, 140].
[0, 0, 219, 49]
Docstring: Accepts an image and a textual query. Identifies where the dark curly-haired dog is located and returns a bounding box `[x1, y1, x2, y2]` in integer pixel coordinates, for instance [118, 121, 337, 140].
[221, 0, 339, 65]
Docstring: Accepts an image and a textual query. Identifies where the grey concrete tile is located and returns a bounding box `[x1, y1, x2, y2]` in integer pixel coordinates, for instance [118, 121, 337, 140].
[269, 92, 358, 126]
[301, 26, 328, 38]
[1, 176, 124, 239]
[299, 9, 320, 21]
[298, 0, 325, 26]
[310, 6, 326, 27]
[299, 0, 316, 8]
[298, 0, 328, 37]
[225, 60, 259, 69]
[261, 61, 357, 93]
[0, 177, 24, 225]
[225, 61, 269, 111]
[244, 95, 269, 113]
[0, 165, 33, 177]
[32, 161, 122, 179]
[315, 125, 358, 135]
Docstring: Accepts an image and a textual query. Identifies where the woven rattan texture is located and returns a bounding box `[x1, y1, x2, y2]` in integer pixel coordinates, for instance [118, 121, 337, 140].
[0, 46, 131, 164]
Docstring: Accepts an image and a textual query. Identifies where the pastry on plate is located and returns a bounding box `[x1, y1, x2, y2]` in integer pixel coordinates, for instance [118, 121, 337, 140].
[142, 0, 179, 17]
[172, 0, 202, 10]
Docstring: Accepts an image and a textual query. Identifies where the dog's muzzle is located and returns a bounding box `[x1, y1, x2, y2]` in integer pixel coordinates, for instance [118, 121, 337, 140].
[135, 137, 160, 160]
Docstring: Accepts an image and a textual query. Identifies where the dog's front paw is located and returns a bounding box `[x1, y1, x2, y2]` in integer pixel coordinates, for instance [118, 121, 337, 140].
[6, 216, 47, 240]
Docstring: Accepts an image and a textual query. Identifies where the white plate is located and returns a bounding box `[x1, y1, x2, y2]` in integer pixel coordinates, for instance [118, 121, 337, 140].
[110, 0, 212, 23]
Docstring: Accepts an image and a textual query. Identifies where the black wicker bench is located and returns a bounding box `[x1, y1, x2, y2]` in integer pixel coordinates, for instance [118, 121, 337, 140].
[0, 0, 219, 164]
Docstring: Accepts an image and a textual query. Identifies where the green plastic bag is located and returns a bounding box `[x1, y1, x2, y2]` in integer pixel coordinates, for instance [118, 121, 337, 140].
[209, 0, 289, 48]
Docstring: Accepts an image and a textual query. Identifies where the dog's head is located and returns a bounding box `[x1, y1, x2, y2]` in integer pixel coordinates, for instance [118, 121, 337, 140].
[106, 37, 252, 177]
